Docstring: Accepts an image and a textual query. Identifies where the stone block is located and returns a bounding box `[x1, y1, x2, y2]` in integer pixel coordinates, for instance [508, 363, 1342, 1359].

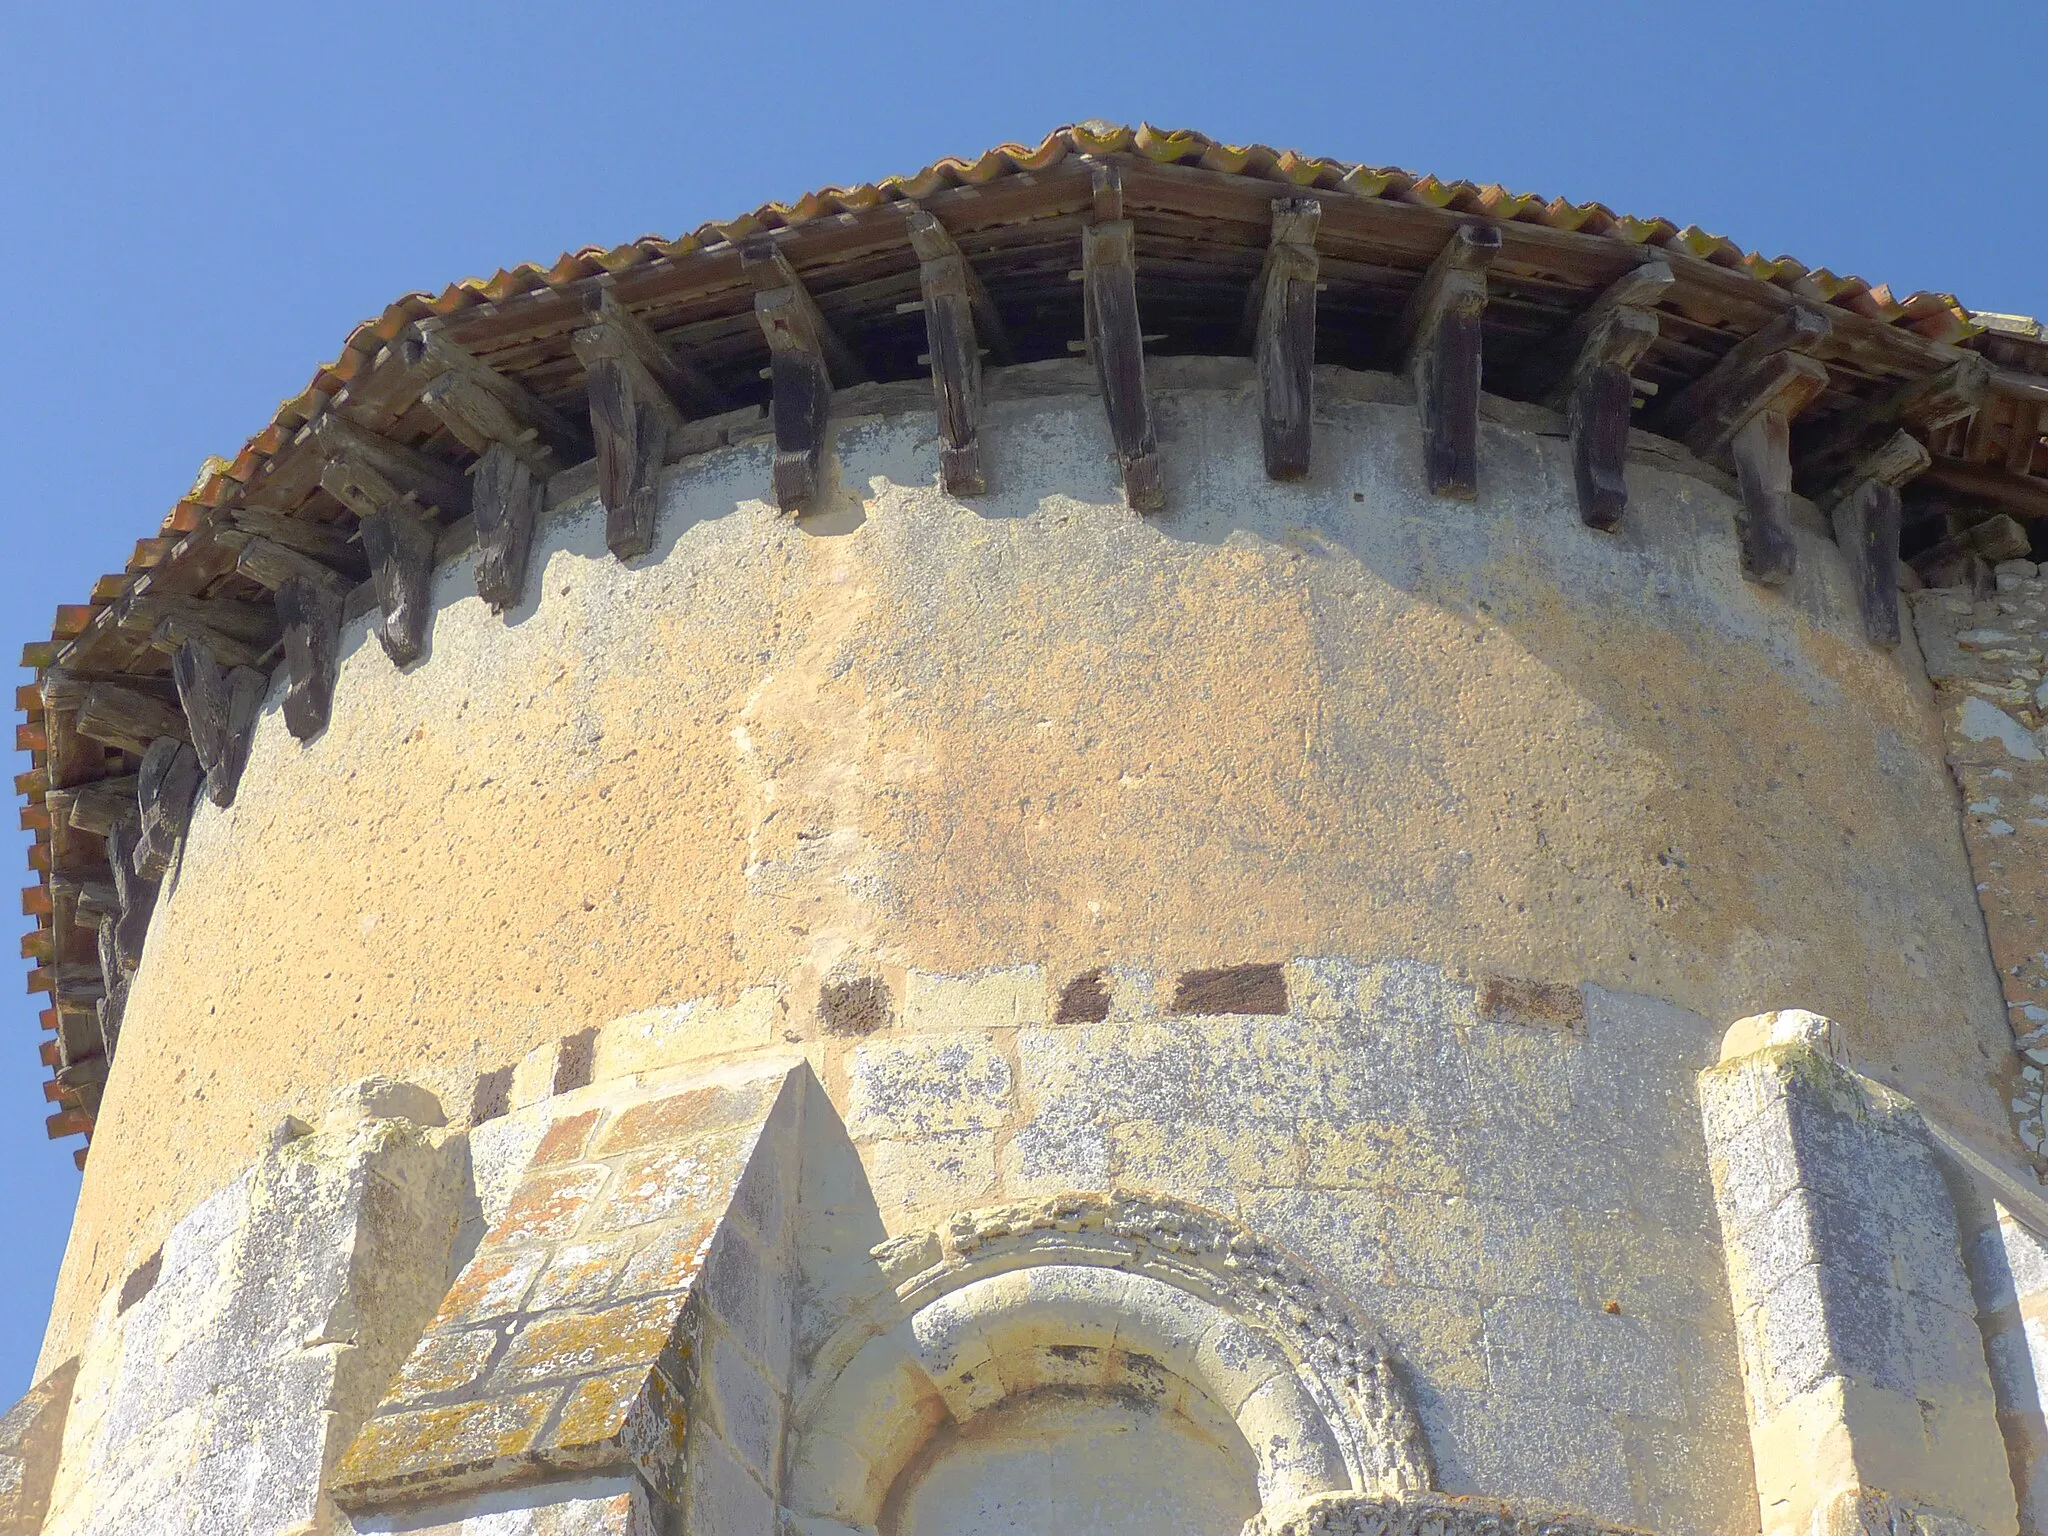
[1108, 1117, 1298, 1195]
[529, 1237, 638, 1312]
[996, 1100, 1110, 1196]
[439, 1247, 548, 1328]
[1297, 1118, 1467, 1194]
[700, 1328, 784, 1487]
[510, 1038, 565, 1111]
[1481, 1295, 1685, 1420]
[901, 966, 1046, 1030]
[531, 1109, 601, 1168]
[495, 1295, 683, 1393]
[592, 988, 778, 1081]
[334, 1390, 561, 1502]
[0, 1357, 76, 1536]
[1016, 1020, 1205, 1125]
[388, 1327, 502, 1405]
[684, 1424, 777, 1536]
[493, 1166, 611, 1245]
[597, 1077, 778, 1157]
[595, 1128, 757, 1231]
[863, 1131, 998, 1218]
[845, 1031, 1014, 1138]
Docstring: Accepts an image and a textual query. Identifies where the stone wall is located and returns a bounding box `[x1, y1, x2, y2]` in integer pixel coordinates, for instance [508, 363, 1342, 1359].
[46, 363, 2017, 1384]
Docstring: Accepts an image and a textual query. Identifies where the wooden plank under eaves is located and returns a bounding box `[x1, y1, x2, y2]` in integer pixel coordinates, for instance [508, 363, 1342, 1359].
[1658, 306, 1835, 585]
[1080, 163, 1164, 513]
[743, 234, 868, 513]
[1395, 223, 1501, 499]
[905, 207, 1000, 497]
[1245, 198, 1322, 482]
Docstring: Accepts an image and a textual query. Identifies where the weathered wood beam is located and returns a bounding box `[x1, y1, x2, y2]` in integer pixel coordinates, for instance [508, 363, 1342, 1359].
[1396, 224, 1502, 499]
[171, 640, 265, 807]
[312, 413, 470, 522]
[420, 371, 564, 478]
[582, 284, 728, 418]
[1820, 431, 1927, 647]
[410, 323, 591, 468]
[573, 316, 686, 558]
[1918, 456, 2048, 521]
[231, 534, 356, 596]
[740, 236, 869, 386]
[2008, 400, 2042, 477]
[1795, 353, 1993, 496]
[1082, 166, 1164, 512]
[276, 577, 343, 741]
[905, 206, 1012, 363]
[358, 505, 436, 666]
[1248, 197, 1321, 482]
[76, 684, 188, 757]
[1660, 306, 1834, 462]
[62, 776, 138, 838]
[471, 441, 541, 613]
[113, 592, 278, 671]
[1655, 306, 1833, 586]
[906, 208, 989, 496]
[1912, 512, 2031, 587]
[1552, 303, 1661, 531]
[225, 508, 362, 571]
[107, 819, 156, 974]
[133, 738, 199, 882]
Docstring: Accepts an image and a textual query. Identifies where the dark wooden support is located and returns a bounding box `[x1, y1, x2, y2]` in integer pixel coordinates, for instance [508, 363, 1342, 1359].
[1919, 455, 2048, 521]
[573, 311, 687, 558]
[907, 208, 992, 496]
[1795, 353, 1993, 496]
[76, 684, 188, 757]
[1247, 198, 1321, 481]
[277, 576, 343, 741]
[410, 323, 590, 471]
[581, 285, 727, 418]
[101, 813, 155, 1053]
[63, 776, 138, 838]
[1555, 307, 1660, 531]
[1661, 307, 1833, 461]
[740, 237, 868, 387]
[359, 505, 436, 665]
[1660, 306, 1833, 586]
[471, 441, 541, 613]
[313, 413, 470, 522]
[225, 508, 361, 571]
[133, 739, 199, 882]
[744, 236, 864, 514]
[1396, 224, 1502, 499]
[1082, 166, 1164, 512]
[1819, 431, 1926, 647]
[231, 534, 356, 595]
[113, 593, 277, 670]
[2007, 400, 2042, 476]
[171, 640, 265, 807]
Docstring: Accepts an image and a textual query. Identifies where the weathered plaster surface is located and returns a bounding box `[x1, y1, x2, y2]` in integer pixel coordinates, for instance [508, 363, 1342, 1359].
[33, 367, 2021, 1525]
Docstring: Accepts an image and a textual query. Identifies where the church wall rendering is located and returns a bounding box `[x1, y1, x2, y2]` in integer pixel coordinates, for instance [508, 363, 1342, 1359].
[8, 125, 2048, 1536]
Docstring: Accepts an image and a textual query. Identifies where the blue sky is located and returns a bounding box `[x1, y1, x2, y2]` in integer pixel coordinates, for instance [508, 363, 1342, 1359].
[0, 0, 2041, 1397]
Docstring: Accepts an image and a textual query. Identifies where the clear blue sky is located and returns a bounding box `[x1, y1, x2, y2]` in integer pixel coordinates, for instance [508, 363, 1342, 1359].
[0, 0, 2041, 1398]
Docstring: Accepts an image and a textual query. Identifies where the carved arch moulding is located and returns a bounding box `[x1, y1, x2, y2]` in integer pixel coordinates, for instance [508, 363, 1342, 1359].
[783, 1190, 1436, 1535]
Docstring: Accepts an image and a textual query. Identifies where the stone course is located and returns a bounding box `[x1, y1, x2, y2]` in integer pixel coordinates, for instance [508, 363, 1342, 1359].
[1699, 1010, 2014, 1536]
[1913, 569, 2048, 1160]
[38, 1082, 466, 1536]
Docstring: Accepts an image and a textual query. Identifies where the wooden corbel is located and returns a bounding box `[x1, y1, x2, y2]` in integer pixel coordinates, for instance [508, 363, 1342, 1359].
[573, 293, 694, 558]
[1246, 197, 1322, 481]
[743, 236, 865, 513]
[276, 575, 344, 741]
[358, 503, 436, 666]
[1396, 224, 1502, 499]
[133, 738, 200, 882]
[1660, 307, 1833, 585]
[906, 207, 1003, 496]
[1543, 261, 1671, 530]
[1081, 163, 1164, 512]
[1817, 430, 1929, 646]
[172, 639, 265, 807]
[471, 441, 542, 613]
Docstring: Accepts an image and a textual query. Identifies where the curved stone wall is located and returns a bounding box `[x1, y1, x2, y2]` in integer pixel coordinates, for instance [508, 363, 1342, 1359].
[42, 358, 2012, 1402]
